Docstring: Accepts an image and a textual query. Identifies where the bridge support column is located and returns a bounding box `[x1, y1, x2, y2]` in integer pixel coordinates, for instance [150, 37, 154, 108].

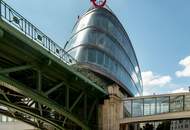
[98, 84, 124, 130]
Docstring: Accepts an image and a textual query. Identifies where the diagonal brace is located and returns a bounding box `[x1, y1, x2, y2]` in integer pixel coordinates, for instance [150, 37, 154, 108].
[0, 65, 33, 74]
[63, 91, 85, 126]
[45, 82, 64, 95]
[0, 74, 90, 130]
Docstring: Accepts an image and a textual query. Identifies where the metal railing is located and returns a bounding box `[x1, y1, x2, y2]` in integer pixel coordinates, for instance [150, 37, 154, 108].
[0, 0, 76, 65]
[0, 0, 107, 90]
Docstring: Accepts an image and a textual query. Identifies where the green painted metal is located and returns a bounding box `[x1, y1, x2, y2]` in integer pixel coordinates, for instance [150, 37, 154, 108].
[87, 100, 97, 122]
[0, 65, 32, 74]
[45, 82, 65, 95]
[37, 70, 42, 91]
[66, 86, 70, 110]
[0, 74, 91, 130]
[70, 92, 85, 111]
[0, 0, 107, 96]
[0, 19, 107, 96]
[63, 91, 86, 126]
[0, 1, 109, 129]
[0, 98, 66, 130]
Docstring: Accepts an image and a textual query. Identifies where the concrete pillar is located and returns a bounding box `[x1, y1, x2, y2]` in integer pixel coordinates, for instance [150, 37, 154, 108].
[98, 84, 124, 130]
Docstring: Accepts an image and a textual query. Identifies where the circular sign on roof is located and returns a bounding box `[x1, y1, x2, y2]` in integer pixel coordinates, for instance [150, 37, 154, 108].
[91, 0, 107, 8]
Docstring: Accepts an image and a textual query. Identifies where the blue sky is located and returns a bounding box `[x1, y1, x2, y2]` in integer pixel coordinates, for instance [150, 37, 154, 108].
[6, 0, 190, 95]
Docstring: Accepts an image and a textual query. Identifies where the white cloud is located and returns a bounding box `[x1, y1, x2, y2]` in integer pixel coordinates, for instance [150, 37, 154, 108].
[142, 71, 172, 87]
[142, 71, 172, 96]
[176, 56, 190, 77]
[171, 87, 188, 93]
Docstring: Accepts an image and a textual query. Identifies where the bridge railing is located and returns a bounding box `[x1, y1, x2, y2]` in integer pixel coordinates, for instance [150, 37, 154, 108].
[123, 92, 190, 118]
[0, 0, 107, 90]
[0, 0, 76, 65]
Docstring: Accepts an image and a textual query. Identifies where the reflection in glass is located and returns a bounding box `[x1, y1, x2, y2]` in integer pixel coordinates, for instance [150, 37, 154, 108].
[185, 95, 190, 110]
[132, 99, 143, 117]
[124, 100, 132, 117]
[97, 50, 104, 65]
[88, 48, 96, 63]
[67, 7, 143, 96]
[156, 97, 169, 114]
[170, 95, 184, 112]
[144, 98, 156, 116]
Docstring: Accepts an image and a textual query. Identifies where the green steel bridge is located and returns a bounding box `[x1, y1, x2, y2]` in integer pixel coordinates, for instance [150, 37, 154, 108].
[1, 1, 190, 130]
[0, 1, 108, 130]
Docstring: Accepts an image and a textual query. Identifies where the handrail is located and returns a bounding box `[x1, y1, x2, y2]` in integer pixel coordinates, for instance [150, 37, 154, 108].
[0, 0, 76, 65]
[0, 0, 106, 90]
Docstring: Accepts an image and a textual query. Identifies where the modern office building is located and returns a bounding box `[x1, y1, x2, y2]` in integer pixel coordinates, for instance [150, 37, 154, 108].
[65, 6, 143, 96]
[0, 1, 143, 130]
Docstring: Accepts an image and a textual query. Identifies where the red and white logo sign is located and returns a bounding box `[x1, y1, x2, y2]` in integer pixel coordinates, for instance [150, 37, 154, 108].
[91, 0, 107, 8]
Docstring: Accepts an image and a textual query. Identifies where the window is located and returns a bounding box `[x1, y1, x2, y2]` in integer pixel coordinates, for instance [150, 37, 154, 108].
[88, 48, 96, 63]
[78, 48, 87, 62]
[185, 95, 190, 110]
[109, 58, 113, 72]
[104, 55, 109, 68]
[132, 99, 143, 117]
[96, 33, 105, 46]
[144, 98, 156, 116]
[124, 100, 132, 117]
[156, 97, 169, 114]
[97, 51, 104, 65]
[170, 95, 184, 112]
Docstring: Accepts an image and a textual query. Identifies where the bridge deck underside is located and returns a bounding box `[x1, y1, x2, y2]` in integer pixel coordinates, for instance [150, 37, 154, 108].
[0, 19, 107, 130]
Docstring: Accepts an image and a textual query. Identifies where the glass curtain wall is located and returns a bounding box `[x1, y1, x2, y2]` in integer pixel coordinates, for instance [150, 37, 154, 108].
[124, 93, 190, 118]
[66, 7, 143, 96]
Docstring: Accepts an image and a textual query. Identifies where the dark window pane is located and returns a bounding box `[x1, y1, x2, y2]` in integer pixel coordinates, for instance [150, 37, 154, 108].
[97, 51, 104, 65]
[88, 48, 96, 63]
[104, 55, 109, 68]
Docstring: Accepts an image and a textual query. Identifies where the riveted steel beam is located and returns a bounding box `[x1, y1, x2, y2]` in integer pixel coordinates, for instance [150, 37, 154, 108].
[0, 65, 33, 74]
[70, 91, 85, 111]
[0, 74, 90, 130]
[0, 99, 65, 130]
[37, 70, 42, 91]
[45, 82, 64, 95]
[84, 94, 87, 120]
[66, 86, 69, 110]
[0, 90, 15, 117]
[63, 91, 85, 126]
[0, 109, 43, 129]
[88, 100, 98, 122]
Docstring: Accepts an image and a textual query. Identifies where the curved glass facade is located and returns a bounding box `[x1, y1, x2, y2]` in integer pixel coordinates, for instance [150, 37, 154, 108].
[66, 7, 142, 96]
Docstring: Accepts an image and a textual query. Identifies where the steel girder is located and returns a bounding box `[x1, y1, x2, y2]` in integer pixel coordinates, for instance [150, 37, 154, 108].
[0, 67, 99, 130]
[0, 4, 107, 128]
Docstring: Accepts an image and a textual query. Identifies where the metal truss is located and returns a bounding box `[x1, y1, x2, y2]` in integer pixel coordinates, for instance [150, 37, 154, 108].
[0, 65, 100, 130]
[0, 1, 107, 129]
